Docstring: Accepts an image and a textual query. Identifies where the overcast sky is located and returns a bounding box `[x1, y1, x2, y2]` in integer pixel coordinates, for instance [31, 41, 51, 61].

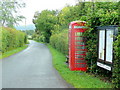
[18, 0, 77, 26]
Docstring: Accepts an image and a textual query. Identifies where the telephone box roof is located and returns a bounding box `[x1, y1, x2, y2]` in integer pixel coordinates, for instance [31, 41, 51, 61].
[70, 21, 86, 25]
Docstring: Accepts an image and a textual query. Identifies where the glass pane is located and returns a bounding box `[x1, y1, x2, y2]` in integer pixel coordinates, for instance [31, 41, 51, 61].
[75, 32, 83, 36]
[99, 30, 105, 60]
[76, 46, 85, 49]
[106, 30, 113, 63]
[75, 60, 86, 63]
[75, 51, 86, 54]
[76, 42, 85, 45]
[76, 64, 86, 68]
[75, 55, 85, 58]
[76, 37, 83, 40]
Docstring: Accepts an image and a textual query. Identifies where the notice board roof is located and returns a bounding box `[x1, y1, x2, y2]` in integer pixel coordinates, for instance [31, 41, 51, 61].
[95, 25, 119, 30]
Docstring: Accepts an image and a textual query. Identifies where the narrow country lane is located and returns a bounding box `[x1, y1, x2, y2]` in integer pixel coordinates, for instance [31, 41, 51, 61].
[2, 40, 72, 88]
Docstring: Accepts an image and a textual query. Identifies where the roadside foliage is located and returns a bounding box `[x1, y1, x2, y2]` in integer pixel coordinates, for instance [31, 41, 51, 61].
[112, 34, 120, 88]
[50, 29, 68, 55]
[0, 27, 27, 53]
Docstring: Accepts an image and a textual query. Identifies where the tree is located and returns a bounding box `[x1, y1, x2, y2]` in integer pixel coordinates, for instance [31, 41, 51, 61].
[33, 10, 57, 43]
[0, 0, 25, 27]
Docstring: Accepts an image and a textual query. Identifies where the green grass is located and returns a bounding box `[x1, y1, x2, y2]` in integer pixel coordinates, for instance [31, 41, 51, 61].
[47, 44, 112, 88]
[0, 45, 28, 59]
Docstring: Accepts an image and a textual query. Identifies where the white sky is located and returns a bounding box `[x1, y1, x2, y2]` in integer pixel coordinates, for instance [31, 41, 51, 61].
[18, 0, 77, 26]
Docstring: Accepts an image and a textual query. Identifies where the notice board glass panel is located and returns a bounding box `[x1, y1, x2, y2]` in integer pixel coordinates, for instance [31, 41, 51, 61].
[106, 30, 113, 63]
[99, 30, 105, 60]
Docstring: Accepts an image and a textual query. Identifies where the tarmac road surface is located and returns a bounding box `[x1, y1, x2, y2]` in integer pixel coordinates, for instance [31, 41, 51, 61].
[2, 40, 73, 88]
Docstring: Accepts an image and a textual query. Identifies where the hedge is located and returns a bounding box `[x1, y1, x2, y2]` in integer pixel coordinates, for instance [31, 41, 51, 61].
[83, 27, 98, 73]
[50, 29, 68, 55]
[112, 34, 120, 88]
[0, 27, 27, 53]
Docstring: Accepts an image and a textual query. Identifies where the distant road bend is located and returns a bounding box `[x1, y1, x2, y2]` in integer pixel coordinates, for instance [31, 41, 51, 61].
[2, 40, 72, 88]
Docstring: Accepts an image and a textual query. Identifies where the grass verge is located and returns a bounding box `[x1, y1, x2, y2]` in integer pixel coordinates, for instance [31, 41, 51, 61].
[0, 45, 28, 59]
[47, 44, 112, 88]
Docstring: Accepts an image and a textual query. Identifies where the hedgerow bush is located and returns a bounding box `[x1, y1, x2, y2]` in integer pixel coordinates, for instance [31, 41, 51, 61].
[1, 27, 27, 53]
[50, 29, 68, 55]
[83, 27, 98, 73]
[112, 33, 120, 88]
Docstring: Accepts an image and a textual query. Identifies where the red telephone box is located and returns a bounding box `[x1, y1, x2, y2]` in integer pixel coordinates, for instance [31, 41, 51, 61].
[69, 21, 87, 71]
